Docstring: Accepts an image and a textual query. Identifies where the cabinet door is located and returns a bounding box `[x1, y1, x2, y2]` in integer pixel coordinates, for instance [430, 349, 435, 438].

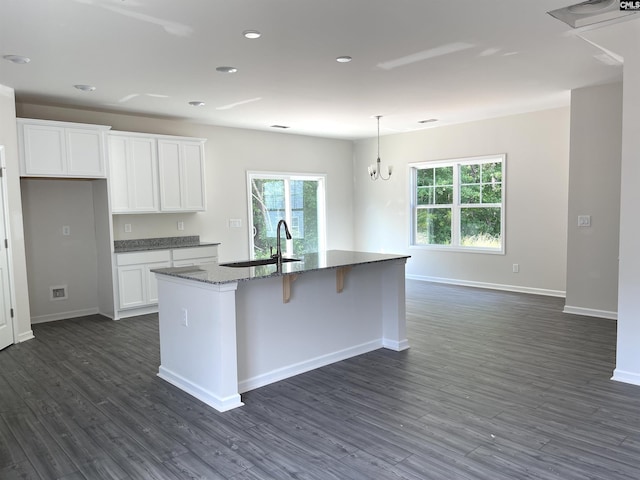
[117, 265, 146, 309]
[158, 140, 205, 212]
[129, 137, 159, 212]
[109, 135, 159, 213]
[145, 261, 171, 304]
[66, 128, 105, 177]
[21, 124, 66, 175]
[108, 136, 131, 212]
[182, 142, 206, 211]
[158, 141, 182, 211]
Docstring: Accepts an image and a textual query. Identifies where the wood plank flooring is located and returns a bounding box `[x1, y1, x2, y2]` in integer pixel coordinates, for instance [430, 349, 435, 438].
[2, 280, 640, 479]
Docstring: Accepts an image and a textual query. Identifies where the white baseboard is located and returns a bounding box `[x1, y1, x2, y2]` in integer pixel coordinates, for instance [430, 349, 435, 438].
[97, 310, 116, 321]
[31, 307, 99, 324]
[158, 366, 244, 412]
[383, 338, 410, 351]
[406, 274, 566, 298]
[563, 305, 617, 320]
[611, 369, 640, 386]
[238, 339, 383, 394]
[17, 330, 35, 342]
[116, 305, 158, 320]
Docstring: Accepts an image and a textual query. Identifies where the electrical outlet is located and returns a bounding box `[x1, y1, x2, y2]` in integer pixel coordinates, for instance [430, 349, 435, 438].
[513, 264, 519, 273]
[177, 221, 184, 231]
[578, 215, 591, 227]
[124, 223, 132, 233]
[62, 225, 70, 236]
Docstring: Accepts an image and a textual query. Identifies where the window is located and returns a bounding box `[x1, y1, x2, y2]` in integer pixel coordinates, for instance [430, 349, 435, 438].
[247, 172, 326, 259]
[410, 154, 505, 253]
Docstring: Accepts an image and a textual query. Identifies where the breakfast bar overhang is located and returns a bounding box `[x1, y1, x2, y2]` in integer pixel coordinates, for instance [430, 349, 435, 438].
[153, 250, 410, 412]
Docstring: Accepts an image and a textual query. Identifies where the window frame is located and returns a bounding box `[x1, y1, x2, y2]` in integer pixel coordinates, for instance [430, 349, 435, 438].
[246, 171, 327, 259]
[409, 154, 506, 254]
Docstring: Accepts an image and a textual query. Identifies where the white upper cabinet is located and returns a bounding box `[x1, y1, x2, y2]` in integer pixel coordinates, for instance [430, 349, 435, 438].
[109, 131, 206, 214]
[18, 119, 110, 178]
[108, 133, 159, 213]
[158, 139, 206, 212]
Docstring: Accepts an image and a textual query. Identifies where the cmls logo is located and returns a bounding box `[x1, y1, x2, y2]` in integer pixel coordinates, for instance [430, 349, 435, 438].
[620, 0, 640, 10]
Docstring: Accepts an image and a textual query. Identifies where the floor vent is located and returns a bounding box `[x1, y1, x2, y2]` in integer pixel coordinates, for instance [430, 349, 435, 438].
[50, 285, 68, 301]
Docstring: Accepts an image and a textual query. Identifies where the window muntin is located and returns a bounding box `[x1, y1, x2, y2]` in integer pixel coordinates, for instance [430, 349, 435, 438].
[411, 155, 505, 253]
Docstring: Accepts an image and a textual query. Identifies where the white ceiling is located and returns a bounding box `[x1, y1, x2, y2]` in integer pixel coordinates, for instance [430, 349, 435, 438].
[0, 0, 631, 139]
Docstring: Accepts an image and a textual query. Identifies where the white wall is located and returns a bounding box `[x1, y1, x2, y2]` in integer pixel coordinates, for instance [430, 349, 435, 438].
[353, 108, 570, 295]
[565, 83, 622, 319]
[16, 103, 355, 263]
[580, 18, 640, 386]
[0, 85, 32, 341]
[20, 178, 101, 322]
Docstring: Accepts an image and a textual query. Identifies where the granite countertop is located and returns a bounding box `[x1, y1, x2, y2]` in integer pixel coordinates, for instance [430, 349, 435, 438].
[152, 250, 410, 285]
[114, 236, 220, 253]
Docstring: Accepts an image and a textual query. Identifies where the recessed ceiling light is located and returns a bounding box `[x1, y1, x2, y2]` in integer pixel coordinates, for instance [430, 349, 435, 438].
[336, 56, 352, 63]
[216, 66, 238, 74]
[270, 125, 290, 129]
[418, 119, 438, 124]
[3, 54, 30, 64]
[189, 101, 205, 107]
[243, 30, 261, 39]
[74, 84, 96, 92]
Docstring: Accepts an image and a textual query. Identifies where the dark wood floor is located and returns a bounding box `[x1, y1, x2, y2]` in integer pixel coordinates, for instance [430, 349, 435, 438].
[2, 281, 640, 479]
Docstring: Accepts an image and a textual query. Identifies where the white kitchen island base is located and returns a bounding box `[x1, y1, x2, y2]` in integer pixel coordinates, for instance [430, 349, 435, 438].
[155, 251, 409, 412]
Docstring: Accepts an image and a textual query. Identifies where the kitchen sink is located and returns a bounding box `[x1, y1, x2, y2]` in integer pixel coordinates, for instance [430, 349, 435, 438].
[220, 257, 301, 268]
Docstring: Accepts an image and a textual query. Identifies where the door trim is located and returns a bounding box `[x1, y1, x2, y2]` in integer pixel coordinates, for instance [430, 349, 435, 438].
[0, 145, 19, 345]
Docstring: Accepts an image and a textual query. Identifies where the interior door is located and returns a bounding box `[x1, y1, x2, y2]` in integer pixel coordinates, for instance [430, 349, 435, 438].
[0, 146, 15, 350]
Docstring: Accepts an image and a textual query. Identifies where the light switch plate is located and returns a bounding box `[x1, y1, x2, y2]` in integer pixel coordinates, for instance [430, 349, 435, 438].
[229, 219, 242, 228]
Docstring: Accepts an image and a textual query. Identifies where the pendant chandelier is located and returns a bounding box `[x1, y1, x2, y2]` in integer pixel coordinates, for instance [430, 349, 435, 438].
[368, 115, 392, 181]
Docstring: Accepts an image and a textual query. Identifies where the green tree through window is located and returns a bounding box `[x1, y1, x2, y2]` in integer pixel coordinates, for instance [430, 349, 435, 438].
[249, 173, 326, 259]
[411, 155, 505, 252]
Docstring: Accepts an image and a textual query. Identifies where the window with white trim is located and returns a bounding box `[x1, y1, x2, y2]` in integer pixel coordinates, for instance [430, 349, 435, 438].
[410, 154, 505, 253]
[247, 172, 326, 259]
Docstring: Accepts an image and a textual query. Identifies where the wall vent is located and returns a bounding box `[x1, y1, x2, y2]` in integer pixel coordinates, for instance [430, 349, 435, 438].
[50, 285, 68, 301]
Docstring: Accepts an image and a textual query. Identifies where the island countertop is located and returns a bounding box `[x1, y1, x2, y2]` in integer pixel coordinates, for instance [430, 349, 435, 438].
[152, 250, 410, 285]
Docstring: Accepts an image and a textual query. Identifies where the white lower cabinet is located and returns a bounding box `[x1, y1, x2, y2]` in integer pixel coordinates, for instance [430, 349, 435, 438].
[117, 265, 146, 309]
[114, 245, 218, 318]
[116, 250, 171, 312]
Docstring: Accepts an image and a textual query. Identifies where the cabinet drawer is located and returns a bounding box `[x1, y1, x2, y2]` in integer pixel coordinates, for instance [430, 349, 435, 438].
[172, 258, 217, 267]
[116, 250, 171, 266]
[172, 246, 218, 261]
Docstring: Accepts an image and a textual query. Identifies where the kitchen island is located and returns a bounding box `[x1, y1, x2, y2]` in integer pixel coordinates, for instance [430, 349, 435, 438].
[153, 250, 410, 412]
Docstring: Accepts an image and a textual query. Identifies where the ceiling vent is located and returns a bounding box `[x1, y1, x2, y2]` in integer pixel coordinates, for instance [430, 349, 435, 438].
[548, 0, 638, 28]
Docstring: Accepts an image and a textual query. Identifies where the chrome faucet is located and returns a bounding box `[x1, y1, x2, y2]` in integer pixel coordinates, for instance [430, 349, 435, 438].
[273, 219, 292, 263]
